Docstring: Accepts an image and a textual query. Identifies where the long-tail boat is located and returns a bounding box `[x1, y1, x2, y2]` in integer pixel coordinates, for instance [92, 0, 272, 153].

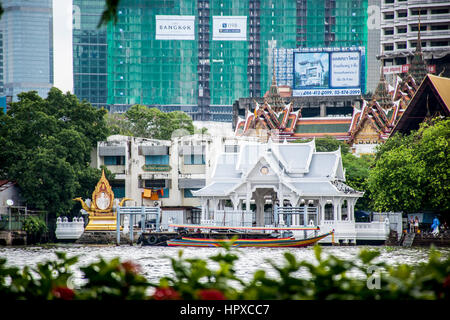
[166, 224, 333, 248]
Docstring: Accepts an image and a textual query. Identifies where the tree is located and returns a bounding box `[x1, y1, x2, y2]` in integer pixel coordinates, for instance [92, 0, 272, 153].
[112, 105, 194, 140]
[0, 89, 109, 218]
[368, 118, 450, 214]
[105, 112, 133, 137]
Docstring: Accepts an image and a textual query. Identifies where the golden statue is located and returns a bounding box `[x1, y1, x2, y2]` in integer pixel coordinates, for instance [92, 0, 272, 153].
[73, 170, 132, 231]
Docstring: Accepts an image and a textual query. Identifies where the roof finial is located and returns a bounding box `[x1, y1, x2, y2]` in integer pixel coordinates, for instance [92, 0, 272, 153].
[272, 49, 277, 86]
[417, 10, 422, 52]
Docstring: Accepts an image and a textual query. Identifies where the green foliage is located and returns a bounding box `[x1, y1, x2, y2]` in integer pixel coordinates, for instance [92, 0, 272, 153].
[368, 118, 450, 213]
[0, 89, 109, 218]
[0, 246, 449, 300]
[77, 258, 150, 299]
[0, 252, 78, 300]
[104, 111, 133, 136]
[98, 0, 120, 28]
[106, 105, 195, 140]
[342, 153, 374, 210]
[154, 242, 243, 300]
[22, 216, 48, 237]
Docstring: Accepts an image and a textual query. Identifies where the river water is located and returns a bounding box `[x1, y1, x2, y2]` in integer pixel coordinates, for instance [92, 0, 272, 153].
[1, 245, 449, 288]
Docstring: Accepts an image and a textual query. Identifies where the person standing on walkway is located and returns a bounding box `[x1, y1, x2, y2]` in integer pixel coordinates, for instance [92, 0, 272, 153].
[414, 216, 420, 233]
[409, 216, 414, 233]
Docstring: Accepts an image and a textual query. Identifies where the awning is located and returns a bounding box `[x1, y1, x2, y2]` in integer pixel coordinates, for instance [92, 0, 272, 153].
[99, 146, 126, 156]
[178, 178, 206, 189]
[139, 145, 169, 156]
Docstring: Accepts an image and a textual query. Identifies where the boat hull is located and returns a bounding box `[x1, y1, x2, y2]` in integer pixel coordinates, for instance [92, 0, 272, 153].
[166, 232, 332, 248]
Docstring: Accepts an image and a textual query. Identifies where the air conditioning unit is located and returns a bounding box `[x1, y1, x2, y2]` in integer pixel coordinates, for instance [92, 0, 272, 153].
[152, 200, 162, 208]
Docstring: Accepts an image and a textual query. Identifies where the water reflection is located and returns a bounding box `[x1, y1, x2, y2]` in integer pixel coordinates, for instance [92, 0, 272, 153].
[1, 245, 448, 286]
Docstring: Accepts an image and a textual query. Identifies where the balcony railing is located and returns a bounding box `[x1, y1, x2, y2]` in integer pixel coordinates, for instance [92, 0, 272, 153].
[142, 164, 171, 172]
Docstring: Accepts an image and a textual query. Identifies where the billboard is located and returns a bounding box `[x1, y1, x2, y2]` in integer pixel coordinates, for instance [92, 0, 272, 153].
[382, 64, 436, 75]
[289, 47, 364, 97]
[212, 16, 247, 41]
[155, 15, 195, 40]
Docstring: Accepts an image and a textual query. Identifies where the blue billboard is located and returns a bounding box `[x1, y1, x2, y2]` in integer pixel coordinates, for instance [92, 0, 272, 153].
[274, 47, 366, 97]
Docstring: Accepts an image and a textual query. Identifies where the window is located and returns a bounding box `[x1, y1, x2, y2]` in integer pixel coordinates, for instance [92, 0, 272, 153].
[143, 179, 169, 198]
[397, 42, 407, 49]
[384, 28, 394, 35]
[431, 41, 449, 47]
[145, 155, 169, 165]
[324, 204, 334, 221]
[397, 11, 407, 18]
[431, 25, 449, 31]
[225, 145, 239, 153]
[411, 9, 427, 16]
[431, 8, 449, 15]
[397, 27, 407, 34]
[411, 25, 426, 32]
[184, 154, 205, 165]
[184, 188, 200, 198]
[111, 183, 125, 198]
[104, 156, 125, 165]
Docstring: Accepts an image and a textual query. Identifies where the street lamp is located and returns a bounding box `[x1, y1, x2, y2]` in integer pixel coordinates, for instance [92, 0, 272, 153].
[6, 199, 13, 230]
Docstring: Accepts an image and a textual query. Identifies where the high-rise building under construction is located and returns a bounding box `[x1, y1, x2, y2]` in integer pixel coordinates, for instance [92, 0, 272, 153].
[106, 0, 368, 121]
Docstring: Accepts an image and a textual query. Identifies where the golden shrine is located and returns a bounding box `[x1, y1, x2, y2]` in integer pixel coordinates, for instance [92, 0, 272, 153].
[73, 170, 131, 231]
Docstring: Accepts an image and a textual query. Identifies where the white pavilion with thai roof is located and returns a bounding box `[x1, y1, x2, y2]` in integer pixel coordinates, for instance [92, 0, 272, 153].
[193, 139, 389, 244]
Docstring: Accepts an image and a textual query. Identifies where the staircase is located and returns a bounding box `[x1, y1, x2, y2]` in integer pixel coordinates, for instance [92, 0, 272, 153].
[402, 233, 416, 247]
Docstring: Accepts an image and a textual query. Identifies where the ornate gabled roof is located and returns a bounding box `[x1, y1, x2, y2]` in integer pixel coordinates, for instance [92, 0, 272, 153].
[348, 68, 419, 144]
[235, 75, 351, 141]
[264, 73, 286, 112]
[372, 69, 393, 110]
[392, 74, 450, 135]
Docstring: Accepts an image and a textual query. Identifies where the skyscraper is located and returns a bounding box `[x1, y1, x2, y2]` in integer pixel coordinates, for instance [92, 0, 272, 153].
[379, 0, 450, 81]
[72, 0, 108, 109]
[0, 0, 53, 101]
[106, 0, 368, 121]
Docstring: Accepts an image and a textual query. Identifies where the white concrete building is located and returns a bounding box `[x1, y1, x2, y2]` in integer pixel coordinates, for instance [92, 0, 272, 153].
[92, 134, 391, 244]
[92, 133, 260, 229]
[194, 139, 390, 244]
[379, 0, 450, 78]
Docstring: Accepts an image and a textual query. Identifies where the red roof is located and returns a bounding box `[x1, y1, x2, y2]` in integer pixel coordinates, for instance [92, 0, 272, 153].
[0, 180, 16, 192]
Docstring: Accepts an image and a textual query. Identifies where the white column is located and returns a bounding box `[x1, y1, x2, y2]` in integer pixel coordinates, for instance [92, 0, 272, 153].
[278, 192, 285, 225]
[319, 198, 325, 225]
[337, 198, 342, 221]
[347, 199, 351, 221]
[333, 198, 339, 222]
[349, 199, 355, 221]
[201, 199, 207, 222]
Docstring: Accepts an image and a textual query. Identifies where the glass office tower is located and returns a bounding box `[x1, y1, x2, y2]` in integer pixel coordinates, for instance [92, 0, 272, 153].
[107, 0, 368, 121]
[72, 0, 108, 108]
[0, 0, 53, 101]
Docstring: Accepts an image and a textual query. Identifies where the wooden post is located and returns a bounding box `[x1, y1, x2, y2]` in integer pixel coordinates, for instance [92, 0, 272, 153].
[129, 214, 133, 245]
[155, 207, 160, 231]
[141, 207, 145, 234]
[116, 207, 121, 246]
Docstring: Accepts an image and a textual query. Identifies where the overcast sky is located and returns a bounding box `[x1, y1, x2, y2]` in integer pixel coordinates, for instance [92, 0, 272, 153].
[53, 0, 73, 93]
